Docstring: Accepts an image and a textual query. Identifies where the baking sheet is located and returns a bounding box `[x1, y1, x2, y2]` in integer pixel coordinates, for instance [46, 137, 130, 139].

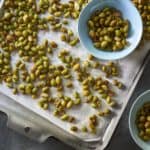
[0, 26, 149, 140]
[0, 0, 150, 149]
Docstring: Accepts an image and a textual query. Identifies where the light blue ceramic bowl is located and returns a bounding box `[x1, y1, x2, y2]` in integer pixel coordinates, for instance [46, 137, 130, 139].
[78, 0, 143, 60]
[129, 90, 150, 150]
[0, 0, 4, 9]
[0, 0, 4, 7]
[0, 0, 4, 17]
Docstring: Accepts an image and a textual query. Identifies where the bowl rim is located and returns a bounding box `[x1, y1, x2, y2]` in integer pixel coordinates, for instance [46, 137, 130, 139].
[0, 0, 4, 9]
[78, 0, 143, 60]
[129, 90, 150, 150]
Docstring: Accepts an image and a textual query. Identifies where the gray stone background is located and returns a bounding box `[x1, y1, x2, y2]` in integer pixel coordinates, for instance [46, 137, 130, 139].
[1, 61, 150, 150]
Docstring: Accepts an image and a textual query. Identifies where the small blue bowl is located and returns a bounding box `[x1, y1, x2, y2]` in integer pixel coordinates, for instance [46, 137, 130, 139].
[78, 0, 143, 60]
[129, 90, 150, 150]
[0, 0, 4, 9]
[0, 0, 4, 16]
[0, 0, 4, 8]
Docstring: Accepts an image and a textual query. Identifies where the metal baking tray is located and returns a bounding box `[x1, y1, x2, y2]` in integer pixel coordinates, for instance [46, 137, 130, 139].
[0, 0, 150, 149]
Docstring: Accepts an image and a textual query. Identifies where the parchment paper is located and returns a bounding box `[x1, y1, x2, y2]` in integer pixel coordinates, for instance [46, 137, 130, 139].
[0, 0, 150, 143]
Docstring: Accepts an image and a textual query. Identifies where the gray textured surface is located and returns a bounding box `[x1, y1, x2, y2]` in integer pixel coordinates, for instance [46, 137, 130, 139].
[1, 61, 150, 150]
